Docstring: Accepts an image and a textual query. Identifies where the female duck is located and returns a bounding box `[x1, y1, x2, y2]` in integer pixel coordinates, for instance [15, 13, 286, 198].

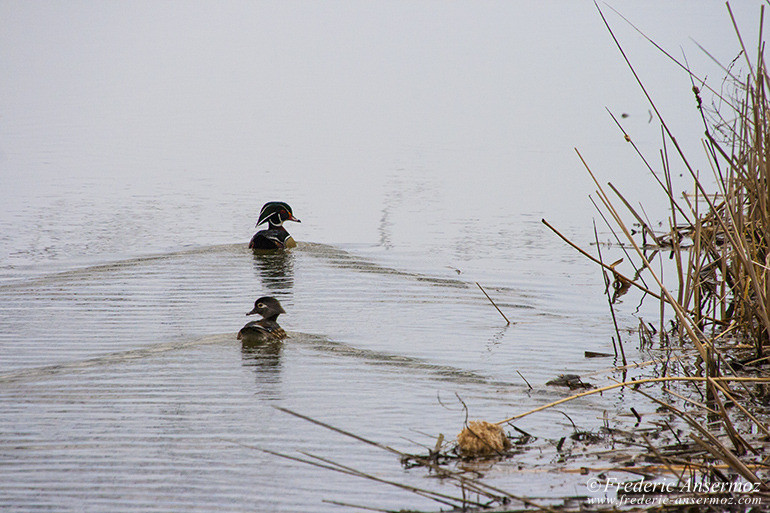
[237, 296, 288, 344]
[249, 202, 301, 250]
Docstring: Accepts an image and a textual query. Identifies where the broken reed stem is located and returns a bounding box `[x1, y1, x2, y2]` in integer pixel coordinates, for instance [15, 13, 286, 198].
[495, 376, 770, 425]
[607, 182, 663, 246]
[709, 379, 770, 438]
[603, 2, 741, 114]
[592, 220, 627, 364]
[584, 353, 691, 377]
[629, 385, 767, 489]
[589, 194, 649, 291]
[272, 407, 556, 512]
[726, 1, 756, 81]
[223, 437, 478, 509]
[641, 433, 686, 485]
[660, 387, 718, 415]
[576, 148, 712, 369]
[542, 219, 661, 299]
[528, 463, 766, 474]
[541, 218, 723, 325]
[607, 108, 693, 226]
[692, 432, 766, 488]
[517, 370, 534, 390]
[708, 380, 755, 456]
[300, 451, 488, 509]
[321, 499, 393, 513]
[598, 1, 770, 346]
[475, 282, 511, 325]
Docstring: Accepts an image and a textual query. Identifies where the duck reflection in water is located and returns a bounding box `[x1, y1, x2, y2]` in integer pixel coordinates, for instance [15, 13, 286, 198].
[252, 250, 294, 292]
[241, 337, 283, 377]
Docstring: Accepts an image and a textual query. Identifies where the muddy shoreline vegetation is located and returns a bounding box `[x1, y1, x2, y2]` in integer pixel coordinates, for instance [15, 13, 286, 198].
[243, 5, 770, 512]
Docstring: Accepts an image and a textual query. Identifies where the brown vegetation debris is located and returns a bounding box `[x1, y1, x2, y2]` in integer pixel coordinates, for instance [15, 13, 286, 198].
[546, 374, 593, 389]
[457, 420, 511, 457]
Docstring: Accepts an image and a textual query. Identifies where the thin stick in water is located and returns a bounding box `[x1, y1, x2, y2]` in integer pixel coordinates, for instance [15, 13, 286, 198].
[593, 219, 627, 366]
[476, 282, 511, 325]
[516, 370, 533, 390]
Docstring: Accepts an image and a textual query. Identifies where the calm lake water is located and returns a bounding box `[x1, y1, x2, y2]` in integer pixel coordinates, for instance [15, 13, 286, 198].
[0, 1, 763, 511]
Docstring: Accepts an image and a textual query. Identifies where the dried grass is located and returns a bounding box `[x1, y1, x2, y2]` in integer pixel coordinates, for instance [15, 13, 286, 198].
[457, 420, 511, 457]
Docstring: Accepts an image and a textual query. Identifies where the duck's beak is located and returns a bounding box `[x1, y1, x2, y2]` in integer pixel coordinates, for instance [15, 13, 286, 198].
[289, 214, 301, 223]
[246, 307, 258, 316]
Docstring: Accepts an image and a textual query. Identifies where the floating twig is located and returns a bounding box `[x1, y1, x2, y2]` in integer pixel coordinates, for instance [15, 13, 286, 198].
[475, 282, 511, 325]
[516, 370, 533, 390]
[593, 219, 627, 365]
[496, 376, 770, 425]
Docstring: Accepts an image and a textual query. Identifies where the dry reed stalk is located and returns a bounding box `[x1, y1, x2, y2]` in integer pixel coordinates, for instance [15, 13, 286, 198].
[689, 434, 764, 487]
[299, 451, 491, 509]
[607, 183, 663, 247]
[321, 499, 394, 512]
[546, 463, 764, 474]
[542, 218, 724, 325]
[629, 385, 767, 489]
[697, 48, 770, 354]
[589, 194, 651, 294]
[270, 408, 557, 512]
[609, 109, 694, 227]
[707, 380, 755, 456]
[577, 148, 713, 369]
[604, 3, 741, 114]
[593, 220, 626, 364]
[321, 455, 484, 508]
[640, 433, 686, 485]
[475, 282, 511, 324]
[660, 387, 718, 415]
[710, 379, 770, 438]
[584, 353, 691, 377]
[225, 437, 483, 509]
[596, 1, 770, 362]
[495, 376, 770, 425]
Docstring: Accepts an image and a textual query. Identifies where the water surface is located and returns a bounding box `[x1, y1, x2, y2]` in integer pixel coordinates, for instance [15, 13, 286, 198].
[0, 1, 763, 510]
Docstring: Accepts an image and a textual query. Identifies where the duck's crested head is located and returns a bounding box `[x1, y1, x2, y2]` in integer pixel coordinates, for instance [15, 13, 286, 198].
[246, 296, 286, 318]
[257, 202, 300, 227]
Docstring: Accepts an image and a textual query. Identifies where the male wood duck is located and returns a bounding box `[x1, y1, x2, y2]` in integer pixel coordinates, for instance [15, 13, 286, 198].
[249, 201, 301, 250]
[237, 296, 288, 344]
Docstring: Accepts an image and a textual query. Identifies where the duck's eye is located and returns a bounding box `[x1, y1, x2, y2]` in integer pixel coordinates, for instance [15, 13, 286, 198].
[257, 303, 265, 309]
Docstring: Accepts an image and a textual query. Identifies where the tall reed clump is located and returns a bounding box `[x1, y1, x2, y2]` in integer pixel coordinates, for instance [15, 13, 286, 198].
[533, 5, 770, 488]
[692, 49, 770, 361]
[650, 18, 770, 365]
[560, 5, 770, 377]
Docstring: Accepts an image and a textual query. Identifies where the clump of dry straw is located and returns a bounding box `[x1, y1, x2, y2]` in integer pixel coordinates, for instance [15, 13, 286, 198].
[457, 420, 511, 457]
